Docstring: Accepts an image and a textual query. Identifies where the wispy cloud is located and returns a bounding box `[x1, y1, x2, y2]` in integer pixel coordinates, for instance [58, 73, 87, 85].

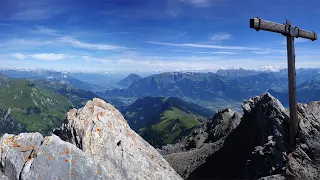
[82, 56, 111, 63]
[113, 55, 289, 72]
[210, 32, 232, 41]
[9, 9, 62, 21]
[0, 23, 10, 26]
[30, 53, 69, 61]
[11, 53, 26, 60]
[147, 41, 271, 51]
[281, 38, 310, 45]
[179, 0, 215, 7]
[251, 51, 271, 55]
[35, 26, 61, 36]
[59, 36, 129, 51]
[32, 26, 130, 51]
[194, 51, 237, 55]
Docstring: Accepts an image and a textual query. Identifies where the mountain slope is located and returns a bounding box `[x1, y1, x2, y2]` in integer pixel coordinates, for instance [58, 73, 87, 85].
[236, 72, 287, 92]
[116, 73, 142, 88]
[0, 106, 27, 135]
[127, 72, 258, 109]
[269, 76, 320, 107]
[121, 96, 215, 147]
[216, 68, 261, 78]
[0, 76, 72, 134]
[34, 80, 103, 108]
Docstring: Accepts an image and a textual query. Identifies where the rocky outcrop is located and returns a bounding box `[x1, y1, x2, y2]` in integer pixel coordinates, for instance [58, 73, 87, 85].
[163, 93, 320, 180]
[159, 108, 242, 179]
[56, 98, 182, 180]
[0, 98, 182, 180]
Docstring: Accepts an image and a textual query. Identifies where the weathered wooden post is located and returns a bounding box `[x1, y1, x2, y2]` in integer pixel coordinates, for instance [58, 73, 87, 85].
[249, 17, 317, 145]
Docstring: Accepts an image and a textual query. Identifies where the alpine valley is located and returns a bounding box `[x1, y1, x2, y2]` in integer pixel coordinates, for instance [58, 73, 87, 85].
[1, 68, 320, 148]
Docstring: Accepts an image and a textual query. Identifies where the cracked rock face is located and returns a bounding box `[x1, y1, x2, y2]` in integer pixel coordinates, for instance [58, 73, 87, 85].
[57, 98, 182, 180]
[0, 133, 106, 180]
[0, 98, 182, 180]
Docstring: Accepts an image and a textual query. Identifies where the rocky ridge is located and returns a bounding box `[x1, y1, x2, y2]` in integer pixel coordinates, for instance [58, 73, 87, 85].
[161, 93, 320, 179]
[159, 108, 242, 179]
[0, 98, 182, 180]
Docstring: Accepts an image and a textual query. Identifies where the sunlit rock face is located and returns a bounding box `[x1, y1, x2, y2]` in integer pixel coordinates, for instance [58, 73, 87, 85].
[0, 98, 182, 180]
[57, 98, 182, 180]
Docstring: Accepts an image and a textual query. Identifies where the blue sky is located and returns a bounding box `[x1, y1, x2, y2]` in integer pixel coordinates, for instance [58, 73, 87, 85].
[0, 0, 319, 73]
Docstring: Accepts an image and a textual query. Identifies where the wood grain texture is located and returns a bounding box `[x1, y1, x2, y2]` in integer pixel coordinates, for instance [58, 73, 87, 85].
[250, 18, 317, 40]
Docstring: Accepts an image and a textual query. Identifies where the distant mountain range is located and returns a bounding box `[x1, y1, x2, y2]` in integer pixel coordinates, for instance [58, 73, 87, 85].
[2, 68, 320, 112]
[121, 96, 215, 147]
[116, 73, 142, 88]
[269, 75, 320, 107]
[0, 69, 107, 92]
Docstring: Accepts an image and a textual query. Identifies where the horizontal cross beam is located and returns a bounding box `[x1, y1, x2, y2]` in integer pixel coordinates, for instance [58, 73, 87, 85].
[250, 17, 317, 41]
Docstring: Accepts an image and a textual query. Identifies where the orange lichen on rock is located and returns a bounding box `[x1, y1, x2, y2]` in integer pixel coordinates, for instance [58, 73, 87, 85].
[11, 140, 20, 148]
[48, 155, 55, 160]
[126, 130, 137, 145]
[96, 171, 100, 175]
[71, 171, 76, 178]
[96, 128, 101, 135]
[99, 111, 105, 117]
[65, 147, 69, 155]
[4, 136, 14, 145]
[72, 160, 76, 166]
[64, 159, 69, 163]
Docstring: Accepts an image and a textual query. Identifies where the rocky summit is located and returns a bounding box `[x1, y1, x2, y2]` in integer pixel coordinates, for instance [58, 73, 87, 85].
[0, 98, 182, 180]
[161, 93, 320, 180]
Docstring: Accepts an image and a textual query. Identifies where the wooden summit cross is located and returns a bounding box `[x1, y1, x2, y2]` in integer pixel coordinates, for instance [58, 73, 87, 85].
[250, 17, 318, 145]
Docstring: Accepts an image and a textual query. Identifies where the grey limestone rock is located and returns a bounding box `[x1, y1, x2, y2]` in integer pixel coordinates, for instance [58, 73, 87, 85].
[58, 98, 182, 180]
[0, 98, 182, 180]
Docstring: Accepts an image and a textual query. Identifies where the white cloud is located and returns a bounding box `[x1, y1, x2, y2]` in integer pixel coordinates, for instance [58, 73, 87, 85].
[112, 55, 289, 72]
[210, 51, 237, 55]
[59, 37, 128, 51]
[194, 51, 237, 55]
[258, 66, 282, 72]
[179, 0, 214, 7]
[210, 32, 232, 41]
[281, 38, 310, 45]
[251, 51, 271, 55]
[11, 53, 26, 60]
[82, 56, 111, 63]
[35, 26, 61, 36]
[147, 41, 270, 51]
[30, 53, 69, 61]
[10, 9, 61, 21]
